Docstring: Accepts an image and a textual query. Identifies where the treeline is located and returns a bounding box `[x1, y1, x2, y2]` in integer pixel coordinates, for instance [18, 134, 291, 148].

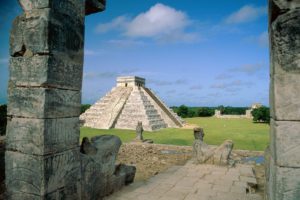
[0, 104, 270, 135]
[171, 105, 249, 118]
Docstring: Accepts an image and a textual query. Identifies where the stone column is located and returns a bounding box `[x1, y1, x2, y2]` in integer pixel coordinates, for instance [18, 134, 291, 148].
[268, 1, 300, 200]
[5, 0, 105, 199]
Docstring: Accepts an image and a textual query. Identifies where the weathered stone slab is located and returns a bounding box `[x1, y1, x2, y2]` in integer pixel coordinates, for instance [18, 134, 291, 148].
[270, 72, 300, 120]
[10, 9, 84, 57]
[272, 163, 300, 200]
[6, 117, 79, 155]
[7, 86, 81, 118]
[270, 120, 300, 167]
[5, 149, 80, 198]
[10, 55, 83, 90]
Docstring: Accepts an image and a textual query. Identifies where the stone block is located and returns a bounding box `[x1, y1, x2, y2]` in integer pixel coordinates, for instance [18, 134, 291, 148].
[10, 9, 84, 57]
[272, 163, 300, 200]
[10, 55, 83, 90]
[7, 86, 81, 118]
[6, 117, 79, 155]
[5, 149, 80, 198]
[19, 0, 84, 19]
[270, 72, 300, 120]
[270, 120, 300, 167]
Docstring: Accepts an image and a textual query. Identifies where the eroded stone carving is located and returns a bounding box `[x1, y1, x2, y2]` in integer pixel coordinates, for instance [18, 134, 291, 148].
[136, 121, 144, 140]
[81, 135, 136, 199]
[192, 127, 233, 165]
[133, 121, 153, 143]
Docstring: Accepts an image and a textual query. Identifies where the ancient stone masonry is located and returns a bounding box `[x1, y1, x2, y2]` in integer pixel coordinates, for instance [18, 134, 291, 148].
[267, 1, 300, 200]
[80, 76, 184, 131]
[5, 0, 105, 199]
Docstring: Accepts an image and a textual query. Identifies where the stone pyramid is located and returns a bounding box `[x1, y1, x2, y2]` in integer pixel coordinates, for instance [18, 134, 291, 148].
[80, 76, 184, 131]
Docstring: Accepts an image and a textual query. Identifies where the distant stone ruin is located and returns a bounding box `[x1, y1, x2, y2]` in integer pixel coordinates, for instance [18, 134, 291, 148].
[80, 76, 184, 131]
[192, 127, 233, 166]
[214, 103, 262, 119]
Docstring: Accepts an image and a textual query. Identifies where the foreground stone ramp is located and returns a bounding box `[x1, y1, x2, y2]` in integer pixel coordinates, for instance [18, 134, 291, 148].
[105, 161, 262, 200]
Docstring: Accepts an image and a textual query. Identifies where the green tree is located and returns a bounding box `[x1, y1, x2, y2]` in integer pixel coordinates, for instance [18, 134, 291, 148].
[217, 105, 225, 114]
[187, 109, 196, 118]
[81, 104, 91, 114]
[197, 107, 214, 117]
[177, 105, 189, 118]
[251, 106, 270, 123]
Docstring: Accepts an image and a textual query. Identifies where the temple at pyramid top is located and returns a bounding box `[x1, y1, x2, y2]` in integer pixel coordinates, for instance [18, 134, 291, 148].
[80, 76, 184, 131]
[117, 76, 145, 87]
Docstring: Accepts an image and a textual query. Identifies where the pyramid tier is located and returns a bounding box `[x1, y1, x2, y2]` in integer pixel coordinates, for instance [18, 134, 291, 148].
[80, 87, 132, 129]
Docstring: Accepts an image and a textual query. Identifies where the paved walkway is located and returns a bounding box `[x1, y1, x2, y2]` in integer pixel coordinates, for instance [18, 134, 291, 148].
[105, 161, 263, 200]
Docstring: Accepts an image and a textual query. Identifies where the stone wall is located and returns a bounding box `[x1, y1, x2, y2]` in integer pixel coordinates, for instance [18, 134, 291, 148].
[267, 1, 300, 200]
[5, 0, 106, 199]
[214, 109, 253, 119]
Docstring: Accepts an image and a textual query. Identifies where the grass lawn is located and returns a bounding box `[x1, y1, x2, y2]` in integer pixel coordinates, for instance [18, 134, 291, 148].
[80, 117, 269, 151]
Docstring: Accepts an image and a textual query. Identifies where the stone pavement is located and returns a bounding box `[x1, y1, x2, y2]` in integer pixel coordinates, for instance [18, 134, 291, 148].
[105, 161, 263, 200]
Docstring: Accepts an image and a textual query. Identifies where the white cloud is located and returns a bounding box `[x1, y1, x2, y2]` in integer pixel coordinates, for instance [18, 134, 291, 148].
[95, 3, 199, 43]
[258, 31, 269, 47]
[211, 80, 253, 89]
[95, 16, 129, 33]
[84, 49, 104, 56]
[189, 85, 203, 90]
[149, 78, 187, 86]
[126, 4, 190, 37]
[0, 58, 8, 64]
[215, 73, 233, 80]
[106, 39, 145, 47]
[83, 72, 117, 79]
[231, 63, 265, 75]
[225, 5, 267, 24]
[244, 31, 269, 48]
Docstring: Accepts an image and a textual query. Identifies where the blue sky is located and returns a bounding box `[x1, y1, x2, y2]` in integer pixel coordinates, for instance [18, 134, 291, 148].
[0, 0, 269, 107]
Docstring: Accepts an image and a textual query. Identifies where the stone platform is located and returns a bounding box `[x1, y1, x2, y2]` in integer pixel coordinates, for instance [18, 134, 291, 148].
[105, 161, 263, 200]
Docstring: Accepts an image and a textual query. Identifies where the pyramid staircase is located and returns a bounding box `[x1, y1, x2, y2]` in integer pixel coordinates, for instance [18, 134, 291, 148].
[114, 87, 167, 131]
